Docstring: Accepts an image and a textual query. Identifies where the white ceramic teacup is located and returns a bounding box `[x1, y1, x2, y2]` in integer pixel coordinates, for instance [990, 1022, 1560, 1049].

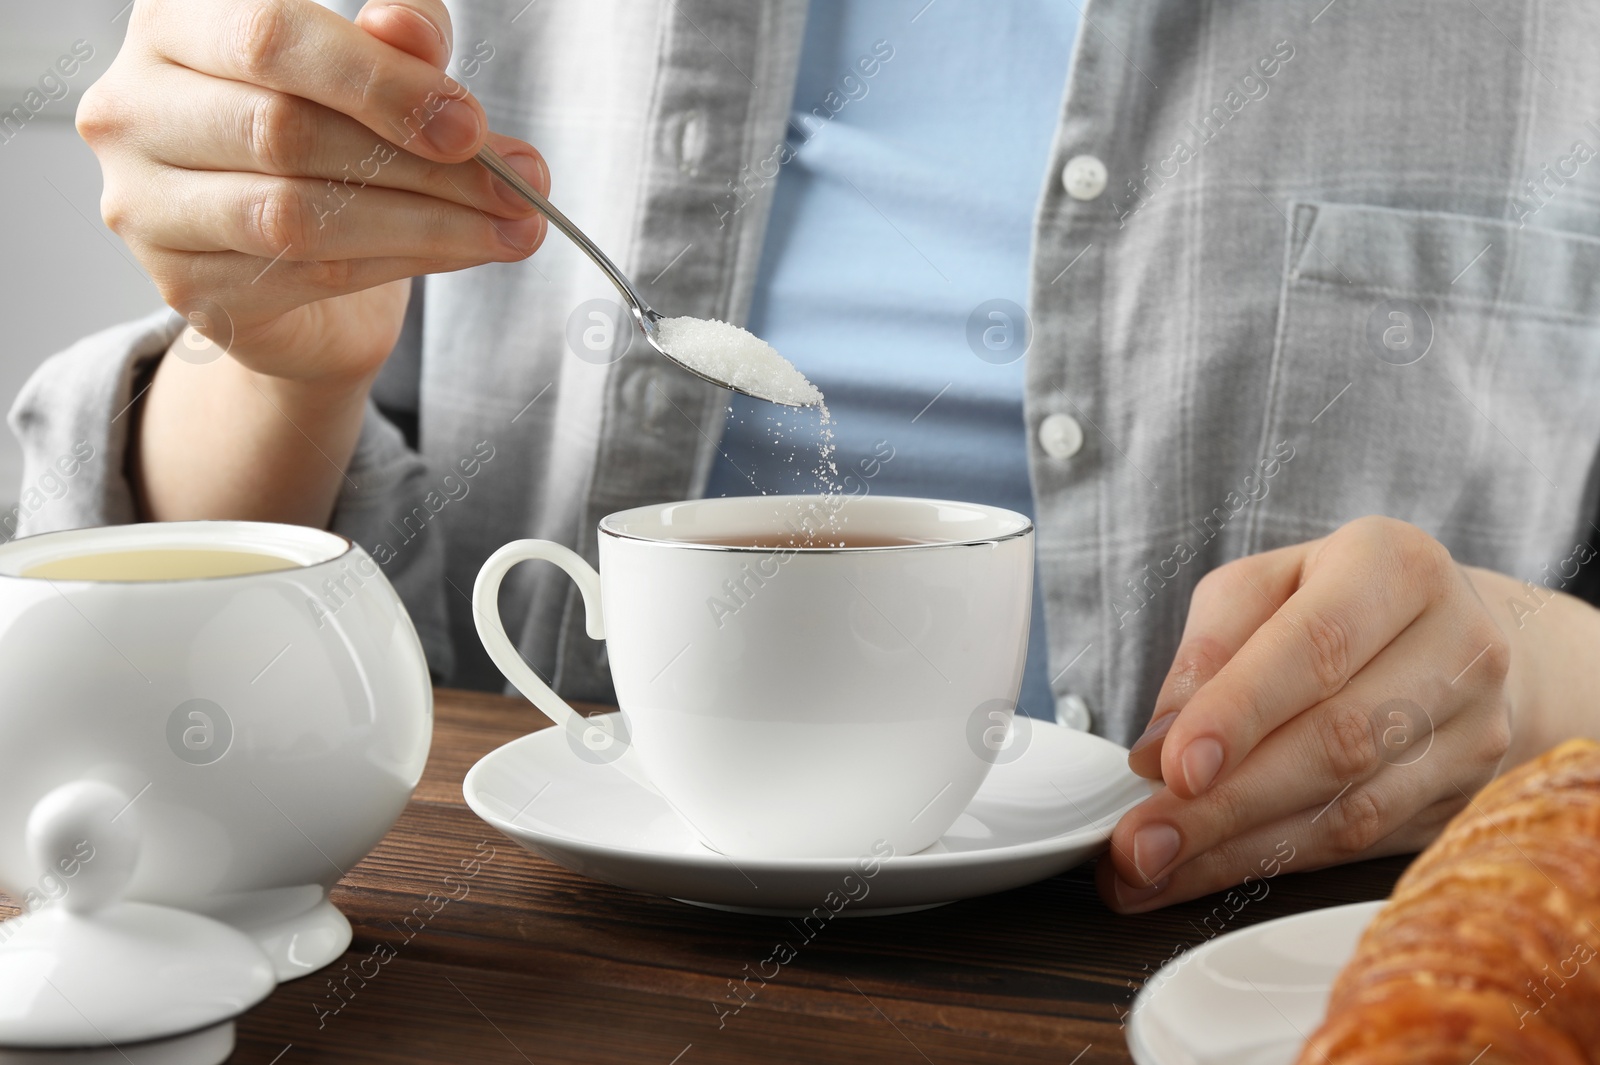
[473, 495, 1033, 859]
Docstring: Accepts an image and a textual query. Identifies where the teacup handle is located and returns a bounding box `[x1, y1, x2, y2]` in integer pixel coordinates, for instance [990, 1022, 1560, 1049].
[472, 539, 606, 732]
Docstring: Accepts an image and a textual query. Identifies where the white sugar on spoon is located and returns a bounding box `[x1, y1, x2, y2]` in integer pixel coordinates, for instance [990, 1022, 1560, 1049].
[654, 317, 823, 408]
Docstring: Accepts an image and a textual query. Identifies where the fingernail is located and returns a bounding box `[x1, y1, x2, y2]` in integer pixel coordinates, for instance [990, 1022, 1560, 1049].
[1129, 712, 1176, 756]
[1114, 874, 1169, 910]
[494, 152, 547, 213]
[386, 3, 446, 48]
[1132, 822, 1181, 883]
[421, 98, 482, 156]
[1181, 737, 1225, 795]
[497, 214, 545, 254]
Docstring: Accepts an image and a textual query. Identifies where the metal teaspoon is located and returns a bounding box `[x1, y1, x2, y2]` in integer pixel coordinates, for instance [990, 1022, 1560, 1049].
[476, 145, 804, 407]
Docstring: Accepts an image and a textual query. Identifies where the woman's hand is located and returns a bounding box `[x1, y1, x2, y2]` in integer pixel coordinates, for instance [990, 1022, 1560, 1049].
[83, 0, 552, 527]
[1100, 516, 1520, 912]
[78, 0, 549, 385]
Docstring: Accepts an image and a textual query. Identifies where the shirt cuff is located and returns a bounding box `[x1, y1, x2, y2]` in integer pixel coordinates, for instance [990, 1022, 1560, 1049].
[5, 307, 181, 540]
[5, 309, 455, 680]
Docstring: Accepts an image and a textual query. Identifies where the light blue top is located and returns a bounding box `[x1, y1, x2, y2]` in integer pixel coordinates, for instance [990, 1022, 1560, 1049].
[706, 0, 1079, 720]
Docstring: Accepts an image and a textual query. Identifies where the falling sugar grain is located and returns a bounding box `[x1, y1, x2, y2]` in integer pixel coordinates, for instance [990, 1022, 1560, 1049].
[657, 317, 847, 542]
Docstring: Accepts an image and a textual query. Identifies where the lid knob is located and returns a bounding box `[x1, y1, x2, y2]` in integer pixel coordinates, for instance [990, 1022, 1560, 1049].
[2, 781, 274, 1057]
[24, 780, 140, 915]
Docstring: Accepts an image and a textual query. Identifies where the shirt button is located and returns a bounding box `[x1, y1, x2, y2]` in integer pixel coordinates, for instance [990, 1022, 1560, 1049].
[665, 109, 708, 175]
[1038, 412, 1084, 459]
[621, 365, 673, 428]
[1061, 154, 1107, 200]
[1056, 693, 1092, 731]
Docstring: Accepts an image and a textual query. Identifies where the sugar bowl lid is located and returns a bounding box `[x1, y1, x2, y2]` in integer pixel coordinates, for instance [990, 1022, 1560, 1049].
[0, 781, 276, 1060]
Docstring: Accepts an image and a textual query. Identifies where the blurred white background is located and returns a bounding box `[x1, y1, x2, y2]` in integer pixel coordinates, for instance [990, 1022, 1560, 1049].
[0, 4, 151, 511]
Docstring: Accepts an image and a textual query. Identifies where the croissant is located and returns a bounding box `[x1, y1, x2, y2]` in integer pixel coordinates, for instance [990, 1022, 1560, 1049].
[1297, 739, 1600, 1065]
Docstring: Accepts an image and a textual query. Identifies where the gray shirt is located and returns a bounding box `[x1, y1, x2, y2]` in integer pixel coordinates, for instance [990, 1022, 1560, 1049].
[14, 0, 1600, 746]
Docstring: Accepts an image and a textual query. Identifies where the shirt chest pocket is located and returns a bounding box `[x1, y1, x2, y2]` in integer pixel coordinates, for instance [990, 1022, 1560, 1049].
[1248, 201, 1600, 584]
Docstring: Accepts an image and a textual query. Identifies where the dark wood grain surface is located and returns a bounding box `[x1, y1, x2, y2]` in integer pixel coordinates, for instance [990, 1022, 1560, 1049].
[5, 689, 1409, 1064]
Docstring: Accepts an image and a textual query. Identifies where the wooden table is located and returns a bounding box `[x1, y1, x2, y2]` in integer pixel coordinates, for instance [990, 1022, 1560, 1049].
[12, 689, 1410, 1064]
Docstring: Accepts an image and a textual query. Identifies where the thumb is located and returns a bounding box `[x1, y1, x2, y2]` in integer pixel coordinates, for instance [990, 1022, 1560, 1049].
[355, 1, 455, 69]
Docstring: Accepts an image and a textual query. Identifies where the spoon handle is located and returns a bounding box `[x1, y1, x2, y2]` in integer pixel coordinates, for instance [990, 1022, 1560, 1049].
[475, 145, 653, 318]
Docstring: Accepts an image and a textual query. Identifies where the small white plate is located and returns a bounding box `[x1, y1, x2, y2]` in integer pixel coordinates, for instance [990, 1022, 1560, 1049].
[463, 714, 1154, 915]
[1126, 900, 1385, 1065]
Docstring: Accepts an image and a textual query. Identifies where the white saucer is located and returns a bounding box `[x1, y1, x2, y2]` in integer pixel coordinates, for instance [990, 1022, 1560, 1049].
[463, 714, 1154, 915]
[1125, 900, 1385, 1065]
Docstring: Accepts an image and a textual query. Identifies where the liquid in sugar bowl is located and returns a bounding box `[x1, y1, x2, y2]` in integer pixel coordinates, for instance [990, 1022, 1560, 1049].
[0, 520, 432, 981]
